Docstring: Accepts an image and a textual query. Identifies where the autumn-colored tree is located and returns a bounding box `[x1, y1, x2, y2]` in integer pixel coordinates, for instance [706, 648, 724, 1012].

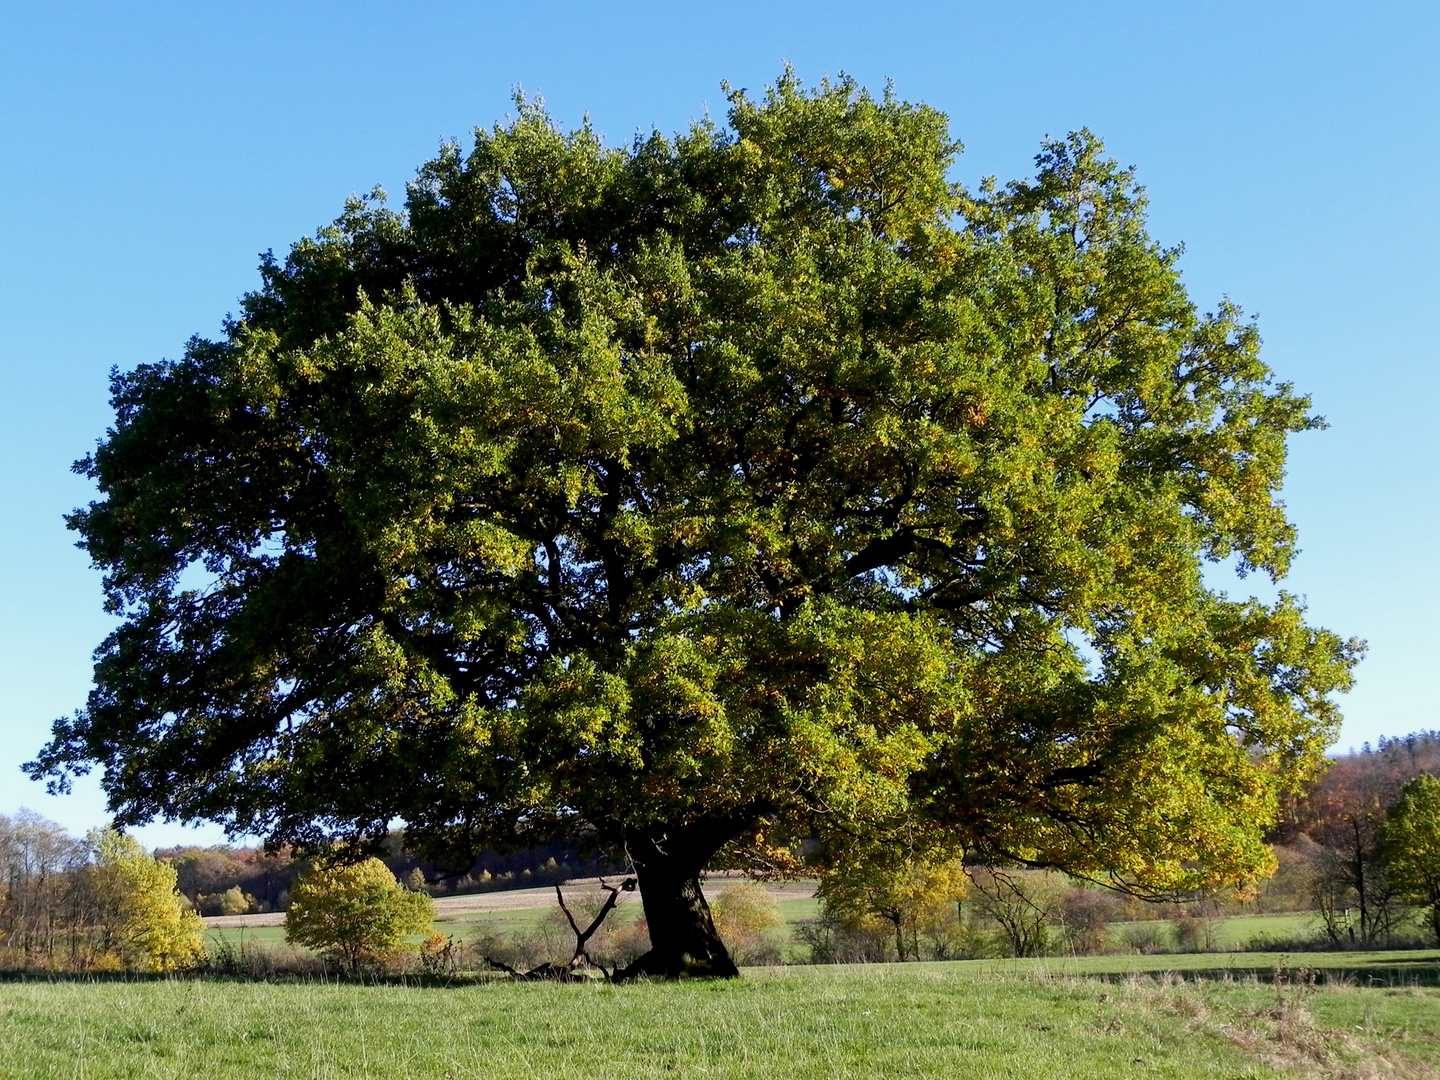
[213, 885, 253, 915]
[821, 850, 968, 962]
[166, 847, 251, 902]
[34, 72, 1358, 978]
[89, 830, 205, 972]
[285, 857, 433, 969]
[0, 810, 86, 965]
[1379, 774, 1440, 944]
[1287, 746, 1422, 944]
[158, 843, 303, 912]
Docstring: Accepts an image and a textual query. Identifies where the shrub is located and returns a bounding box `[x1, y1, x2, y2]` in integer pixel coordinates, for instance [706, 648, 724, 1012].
[592, 916, 650, 971]
[285, 857, 434, 970]
[417, 932, 459, 977]
[710, 881, 785, 965]
[1119, 921, 1171, 954]
[1057, 888, 1116, 956]
[203, 936, 323, 977]
[217, 885, 253, 915]
[1171, 913, 1217, 952]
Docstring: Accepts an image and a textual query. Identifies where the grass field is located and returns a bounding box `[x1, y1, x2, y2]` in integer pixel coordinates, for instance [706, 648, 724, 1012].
[203, 895, 1313, 964]
[1113, 911, 1315, 950]
[203, 891, 826, 953]
[205, 924, 291, 950]
[3, 956, 1439, 1079]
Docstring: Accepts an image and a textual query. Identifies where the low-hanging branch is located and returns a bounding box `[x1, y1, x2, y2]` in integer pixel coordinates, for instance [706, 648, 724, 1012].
[484, 877, 637, 982]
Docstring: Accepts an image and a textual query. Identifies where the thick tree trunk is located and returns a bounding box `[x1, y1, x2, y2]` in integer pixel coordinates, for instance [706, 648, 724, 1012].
[615, 817, 753, 980]
[619, 865, 738, 979]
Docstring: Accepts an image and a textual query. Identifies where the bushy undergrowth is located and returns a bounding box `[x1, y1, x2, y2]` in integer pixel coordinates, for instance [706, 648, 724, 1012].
[467, 907, 651, 975]
[1240, 927, 1433, 953]
[800, 870, 1197, 963]
[199, 936, 327, 978]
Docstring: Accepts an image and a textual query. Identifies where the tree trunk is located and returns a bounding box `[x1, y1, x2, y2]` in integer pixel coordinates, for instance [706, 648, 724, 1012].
[620, 865, 738, 979]
[615, 817, 753, 980]
[1354, 837, 1371, 944]
[882, 910, 904, 962]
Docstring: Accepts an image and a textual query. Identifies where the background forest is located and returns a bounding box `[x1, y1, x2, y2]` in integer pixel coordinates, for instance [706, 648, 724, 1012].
[3, 732, 1436, 972]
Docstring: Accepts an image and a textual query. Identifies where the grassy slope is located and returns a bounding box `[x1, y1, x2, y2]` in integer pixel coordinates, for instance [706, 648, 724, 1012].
[3, 962, 1439, 1079]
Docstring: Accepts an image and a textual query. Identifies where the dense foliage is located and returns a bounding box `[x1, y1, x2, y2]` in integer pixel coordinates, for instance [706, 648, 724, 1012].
[89, 830, 205, 971]
[709, 880, 786, 965]
[0, 815, 202, 972]
[33, 73, 1358, 975]
[285, 857, 434, 969]
[1379, 774, 1440, 944]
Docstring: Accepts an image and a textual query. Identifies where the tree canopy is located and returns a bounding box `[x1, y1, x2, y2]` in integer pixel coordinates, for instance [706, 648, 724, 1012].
[90, 830, 205, 972]
[285, 857, 433, 969]
[1379, 774, 1440, 944]
[32, 73, 1359, 976]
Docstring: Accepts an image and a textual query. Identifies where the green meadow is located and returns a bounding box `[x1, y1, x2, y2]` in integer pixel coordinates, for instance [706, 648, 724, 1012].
[3, 955, 1438, 1080]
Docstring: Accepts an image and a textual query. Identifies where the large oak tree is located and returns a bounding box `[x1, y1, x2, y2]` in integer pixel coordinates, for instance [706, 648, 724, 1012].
[32, 75, 1359, 977]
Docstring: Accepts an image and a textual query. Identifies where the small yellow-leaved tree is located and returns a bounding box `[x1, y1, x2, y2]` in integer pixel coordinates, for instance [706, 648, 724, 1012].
[285, 857, 433, 970]
[821, 852, 968, 962]
[90, 829, 205, 972]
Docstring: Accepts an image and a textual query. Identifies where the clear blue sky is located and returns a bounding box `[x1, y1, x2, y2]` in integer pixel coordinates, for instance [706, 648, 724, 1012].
[2, 1, 1435, 847]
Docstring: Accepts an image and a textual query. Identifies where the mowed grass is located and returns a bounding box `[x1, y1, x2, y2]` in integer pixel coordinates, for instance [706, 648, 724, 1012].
[0, 966, 1346, 1080]
[205, 925, 290, 950]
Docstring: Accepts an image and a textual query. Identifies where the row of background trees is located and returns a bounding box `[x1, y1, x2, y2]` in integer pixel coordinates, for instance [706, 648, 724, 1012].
[1275, 731, 1440, 946]
[0, 815, 202, 971]
[3, 731, 1438, 971]
[166, 730, 1440, 929]
[792, 735, 1440, 962]
[154, 839, 626, 917]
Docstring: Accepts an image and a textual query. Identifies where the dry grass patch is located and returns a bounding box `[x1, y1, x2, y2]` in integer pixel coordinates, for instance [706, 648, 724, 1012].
[1107, 969, 1440, 1080]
